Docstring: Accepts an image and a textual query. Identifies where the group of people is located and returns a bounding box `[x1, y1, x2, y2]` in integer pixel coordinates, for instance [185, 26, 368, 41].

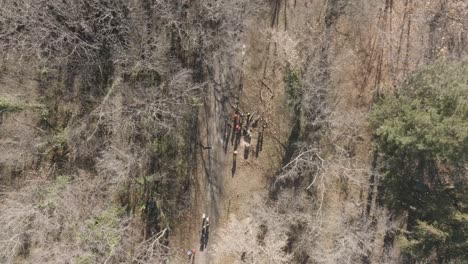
[186, 214, 210, 263]
[225, 105, 267, 175]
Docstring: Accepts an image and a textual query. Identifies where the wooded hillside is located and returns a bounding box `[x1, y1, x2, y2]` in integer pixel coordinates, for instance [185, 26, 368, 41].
[0, 1, 466, 264]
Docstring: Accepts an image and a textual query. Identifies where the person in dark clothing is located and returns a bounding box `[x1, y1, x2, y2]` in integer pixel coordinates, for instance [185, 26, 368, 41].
[233, 112, 239, 127]
[245, 111, 257, 132]
[187, 248, 196, 262]
[234, 124, 241, 150]
[200, 215, 207, 251]
[239, 113, 244, 129]
[232, 112, 239, 146]
[200, 217, 210, 250]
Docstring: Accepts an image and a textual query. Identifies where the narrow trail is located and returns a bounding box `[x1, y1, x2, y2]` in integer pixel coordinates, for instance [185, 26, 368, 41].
[171, 6, 288, 263]
[196, 75, 229, 263]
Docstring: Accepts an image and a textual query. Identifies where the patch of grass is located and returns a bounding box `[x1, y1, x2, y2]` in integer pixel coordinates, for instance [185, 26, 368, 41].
[79, 205, 124, 255]
[0, 97, 25, 113]
[283, 68, 304, 164]
[51, 131, 68, 150]
[190, 96, 203, 107]
[75, 254, 96, 264]
[40, 108, 50, 123]
[38, 175, 71, 210]
[284, 69, 303, 109]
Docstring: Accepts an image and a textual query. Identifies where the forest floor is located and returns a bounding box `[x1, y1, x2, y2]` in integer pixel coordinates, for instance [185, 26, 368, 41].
[171, 11, 290, 264]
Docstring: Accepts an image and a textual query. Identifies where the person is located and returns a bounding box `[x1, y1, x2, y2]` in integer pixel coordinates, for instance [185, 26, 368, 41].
[202, 217, 210, 234]
[232, 112, 239, 146]
[203, 218, 210, 248]
[201, 214, 206, 227]
[233, 111, 239, 127]
[187, 248, 196, 262]
[252, 116, 259, 128]
[239, 113, 244, 128]
[234, 124, 241, 149]
[200, 215, 210, 250]
[246, 112, 251, 128]
[246, 111, 256, 131]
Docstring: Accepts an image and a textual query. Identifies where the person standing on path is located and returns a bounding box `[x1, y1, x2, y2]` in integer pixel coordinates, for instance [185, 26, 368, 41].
[187, 248, 196, 263]
[232, 111, 239, 146]
[200, 215, 206, 251]
[200, 217, 210, 250]
[234, 124, 241, 150]
[203, 217, 210, 248]
[245, 112, 251, 133]
[244, 111, 257, 133]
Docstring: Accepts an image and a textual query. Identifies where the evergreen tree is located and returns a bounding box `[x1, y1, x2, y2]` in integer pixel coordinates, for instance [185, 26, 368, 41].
[370, 62, 468, 263]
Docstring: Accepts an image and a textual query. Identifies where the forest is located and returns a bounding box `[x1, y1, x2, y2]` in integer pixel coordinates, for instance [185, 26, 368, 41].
[0, 0, 466, 263]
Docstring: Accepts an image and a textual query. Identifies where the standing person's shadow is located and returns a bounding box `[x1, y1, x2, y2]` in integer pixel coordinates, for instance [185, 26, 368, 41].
[255, 131, 263, 158]
[199, 216, 206, 251]
[244, 133, 251, 159]
[232, 152, 237, 176]
[232, 161, 237, 176]
[200, 230, 206, 251]
[204, 225, 210, 248]
[223, 119, 231, 153]
[199, 226, 210, 251]
[224, 128, 231, 153]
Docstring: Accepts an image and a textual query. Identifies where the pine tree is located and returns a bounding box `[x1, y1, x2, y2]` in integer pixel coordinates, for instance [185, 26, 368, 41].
[370, 62, 468, 262]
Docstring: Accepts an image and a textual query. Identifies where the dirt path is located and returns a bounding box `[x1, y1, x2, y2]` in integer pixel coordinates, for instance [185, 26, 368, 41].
[171, 7, 288, 263]
[170, 73, 229, 263]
